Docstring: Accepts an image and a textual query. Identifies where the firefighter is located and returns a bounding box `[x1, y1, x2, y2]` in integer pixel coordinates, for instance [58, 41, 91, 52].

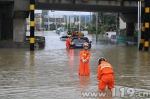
[78, 43, 91, 76]
[66, 35, 71, 48]
[97, 57, 114, 92]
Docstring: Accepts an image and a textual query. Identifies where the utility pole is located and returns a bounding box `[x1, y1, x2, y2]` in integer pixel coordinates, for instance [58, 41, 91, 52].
[116, 13, 120, 43]
[138, 1, 142, 49]
[96, 12, 98, 42]
[79, 12, 81, 32]
[144, 0, 150, 51]
[48, 15, 49, 31]
[30, 0, 35, 51]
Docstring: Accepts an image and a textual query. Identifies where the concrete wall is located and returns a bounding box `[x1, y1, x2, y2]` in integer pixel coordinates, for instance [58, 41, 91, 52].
[13, 19, 26, 42]
[120, 13, 144, 23]
[14, 0, 29, 11]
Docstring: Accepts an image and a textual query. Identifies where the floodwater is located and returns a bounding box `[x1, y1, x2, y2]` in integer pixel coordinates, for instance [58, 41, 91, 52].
[0, 31, 150, 99]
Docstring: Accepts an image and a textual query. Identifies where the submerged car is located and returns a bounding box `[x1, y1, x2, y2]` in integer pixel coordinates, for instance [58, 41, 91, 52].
[60, 35, 71, 41]
[69, 37, 92, 49]
[60, 32, 71, 41]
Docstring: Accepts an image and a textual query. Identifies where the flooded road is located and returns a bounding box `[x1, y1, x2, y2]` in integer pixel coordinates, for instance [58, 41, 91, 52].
[0, 31, 150, 99]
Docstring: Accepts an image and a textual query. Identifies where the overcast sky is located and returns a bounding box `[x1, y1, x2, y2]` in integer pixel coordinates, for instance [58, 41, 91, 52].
[35, 10, 91, 15]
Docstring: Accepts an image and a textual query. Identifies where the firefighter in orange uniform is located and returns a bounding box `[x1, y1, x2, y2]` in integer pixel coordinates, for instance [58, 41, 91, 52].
[66, 36, 71, 48]
[97, 57, 114, 92]
[78, 43, 91, 76]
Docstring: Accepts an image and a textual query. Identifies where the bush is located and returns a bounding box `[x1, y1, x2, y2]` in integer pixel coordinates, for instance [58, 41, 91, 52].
[86, 26, 95, 34]
[134, 30, 138, 37]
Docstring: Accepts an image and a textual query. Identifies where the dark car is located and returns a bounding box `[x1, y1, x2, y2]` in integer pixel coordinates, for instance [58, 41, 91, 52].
[69, 37, 92, 49]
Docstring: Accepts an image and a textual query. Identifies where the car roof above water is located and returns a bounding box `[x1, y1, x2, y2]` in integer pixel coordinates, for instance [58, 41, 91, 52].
[71, 37, 89, 42]
[71, 37, 88, 39]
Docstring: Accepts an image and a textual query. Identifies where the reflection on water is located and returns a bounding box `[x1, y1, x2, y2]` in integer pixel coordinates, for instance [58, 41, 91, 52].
[0, 31, 150, 99]
[78, 76, 90, 92]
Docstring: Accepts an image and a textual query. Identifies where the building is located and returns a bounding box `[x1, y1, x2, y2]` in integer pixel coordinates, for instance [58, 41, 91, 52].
[26, 10, 91, 31]
[26, 13, 43, 31]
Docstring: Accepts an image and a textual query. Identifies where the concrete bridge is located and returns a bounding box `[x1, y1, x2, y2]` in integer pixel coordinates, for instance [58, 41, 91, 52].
[0, 0, 145, 42]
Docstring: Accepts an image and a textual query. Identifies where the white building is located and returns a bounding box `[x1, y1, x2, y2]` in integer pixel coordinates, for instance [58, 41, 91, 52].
[120, 17, 126, 29]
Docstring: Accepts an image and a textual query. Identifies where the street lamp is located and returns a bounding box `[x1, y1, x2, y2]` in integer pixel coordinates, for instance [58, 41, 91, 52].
[85, 15, 86, 28]
[96, 12, 98, 42]
[48, 15, 49, 31]
[79, 12, 81, 32]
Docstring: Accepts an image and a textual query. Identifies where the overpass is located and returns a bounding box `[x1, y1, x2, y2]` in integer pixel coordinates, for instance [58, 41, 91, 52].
[0, 0, 145, 42]
[36, 0, 144, 13]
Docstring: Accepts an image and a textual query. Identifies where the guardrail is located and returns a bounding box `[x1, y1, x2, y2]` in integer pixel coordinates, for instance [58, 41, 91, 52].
[26, 36, 45, 48]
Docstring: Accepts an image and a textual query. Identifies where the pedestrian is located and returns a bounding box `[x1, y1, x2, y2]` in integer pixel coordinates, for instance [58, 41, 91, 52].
[66, 36, 71, 48]
[78, 43, 91, 76]
[97, 57, 114, 93]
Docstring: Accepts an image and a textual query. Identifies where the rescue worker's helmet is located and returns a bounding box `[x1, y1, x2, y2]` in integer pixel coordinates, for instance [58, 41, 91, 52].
[98, 57, 106, 65]
[83, 43, 89, 47]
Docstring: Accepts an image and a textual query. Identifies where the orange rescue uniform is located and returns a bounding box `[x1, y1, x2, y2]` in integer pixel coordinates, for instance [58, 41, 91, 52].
[97, 61, 114, 90]
[78, 50, 91, 76]
[66, 37, 71, 48]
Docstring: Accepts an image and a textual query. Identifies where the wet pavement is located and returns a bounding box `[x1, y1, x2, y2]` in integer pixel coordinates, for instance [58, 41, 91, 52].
[0, 31, 150, 99]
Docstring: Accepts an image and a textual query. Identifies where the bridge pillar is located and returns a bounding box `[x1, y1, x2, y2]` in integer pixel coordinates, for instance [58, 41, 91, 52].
[13, 19, 27, 42]
[0, 0, 29, 42]
[13, 0, 30, 42]
[126, 22, 135, 37]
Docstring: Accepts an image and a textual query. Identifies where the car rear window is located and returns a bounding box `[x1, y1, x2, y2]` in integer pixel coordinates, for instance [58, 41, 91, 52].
[62, 36, 68, 38]
[72, 38, 87, 43]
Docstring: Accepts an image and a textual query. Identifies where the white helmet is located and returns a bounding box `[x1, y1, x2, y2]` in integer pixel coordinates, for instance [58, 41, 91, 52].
[98, 57, 106, 61]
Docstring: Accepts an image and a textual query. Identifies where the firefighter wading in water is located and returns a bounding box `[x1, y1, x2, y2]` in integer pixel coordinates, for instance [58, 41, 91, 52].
[66, 36, 71, 48]
[97, 57, 114, 92]
[78, 43, 91, 76]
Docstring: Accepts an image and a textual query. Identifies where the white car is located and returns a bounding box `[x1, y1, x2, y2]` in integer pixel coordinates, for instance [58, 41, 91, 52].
[104, 32, 116, 38]
[60, 34, 71, 41]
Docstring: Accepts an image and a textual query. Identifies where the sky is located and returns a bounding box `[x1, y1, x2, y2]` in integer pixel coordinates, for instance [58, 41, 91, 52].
[35, 10, 91, 15]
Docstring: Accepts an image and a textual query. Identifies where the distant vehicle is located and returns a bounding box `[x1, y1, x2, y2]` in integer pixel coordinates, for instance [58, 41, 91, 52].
[66, 28, 84, 37]
[56, 27, 63, 35]
[60, 32, 71, 41]
[104, 32, 116, 38]
[69, 37, 92, 49]
[60, 35, 71, 41]
[56, 30, 62, 35]
[110, 35, 117, 42]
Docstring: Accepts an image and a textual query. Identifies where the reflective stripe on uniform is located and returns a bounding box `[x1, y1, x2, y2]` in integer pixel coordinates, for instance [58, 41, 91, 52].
[100, 65, 112, 70]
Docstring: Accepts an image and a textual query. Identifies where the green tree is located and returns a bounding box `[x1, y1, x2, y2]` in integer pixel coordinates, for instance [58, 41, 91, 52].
[50, 23, 56, 30]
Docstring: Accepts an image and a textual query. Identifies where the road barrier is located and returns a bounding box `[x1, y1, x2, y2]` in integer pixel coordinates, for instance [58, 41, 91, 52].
[26, 36, 45, 48]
